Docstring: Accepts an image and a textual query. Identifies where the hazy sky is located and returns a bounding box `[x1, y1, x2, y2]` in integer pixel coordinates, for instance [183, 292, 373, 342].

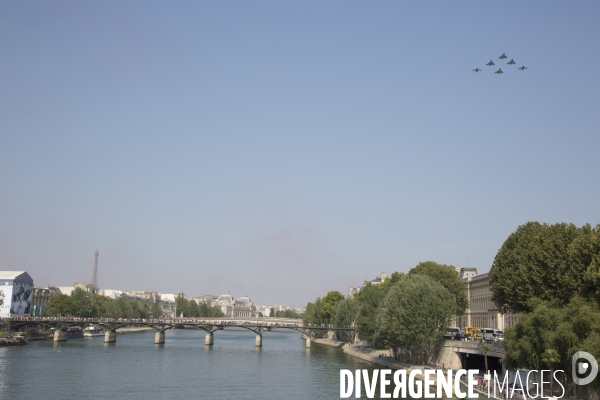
[1, 1, 599, 308]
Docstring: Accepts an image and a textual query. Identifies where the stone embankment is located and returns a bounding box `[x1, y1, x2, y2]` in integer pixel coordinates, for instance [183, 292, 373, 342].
[310, 337, 502, 399]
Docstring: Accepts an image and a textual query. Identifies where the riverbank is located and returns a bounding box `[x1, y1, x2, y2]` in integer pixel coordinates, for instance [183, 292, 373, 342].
[311, 338, 502, 399]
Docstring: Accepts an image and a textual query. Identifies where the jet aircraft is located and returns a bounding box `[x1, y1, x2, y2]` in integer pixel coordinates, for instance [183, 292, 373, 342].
[473, 68, 481, 72]
[486, 60, 495, 66]
[495, 69, 504, 74]
[507, 59, 516, 65]
[518, 66, 527, 70]
[499, 53, 507, 59]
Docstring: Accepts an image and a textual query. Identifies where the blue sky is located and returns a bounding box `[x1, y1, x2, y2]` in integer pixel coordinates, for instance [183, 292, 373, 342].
[1, 1, 599, 307]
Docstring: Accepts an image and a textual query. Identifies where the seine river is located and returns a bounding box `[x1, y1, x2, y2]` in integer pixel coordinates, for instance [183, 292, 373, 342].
[0, 328, 392, 400]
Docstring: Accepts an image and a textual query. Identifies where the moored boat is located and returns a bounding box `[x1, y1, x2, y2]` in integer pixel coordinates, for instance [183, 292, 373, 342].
[83, 325, 105, 337]
[67, 327, 84, 339]
[0, 332, 28, 346]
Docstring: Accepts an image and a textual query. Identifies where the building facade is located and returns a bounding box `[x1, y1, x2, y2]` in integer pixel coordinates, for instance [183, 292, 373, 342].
[457, 268, 520, 331]
[234, 296, 256, 318]
[31, 286, 62, 316]
[0, 271, 34, 318]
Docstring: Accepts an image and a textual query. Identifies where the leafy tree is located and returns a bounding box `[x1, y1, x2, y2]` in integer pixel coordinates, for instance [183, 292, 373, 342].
[198, 303, 224, 317]
[576, 225, 600, 303]
[303, 298, 324, 325]
[334, 296, 359, 327]
[45, 294, 76, 316]
[502, 297, 600, 393]
[115, 297, 133, 318]
[175, 293, 189, 317]
[188, 300, 201, 317]
[378, 272, 405, 294]
[275, 309, 302, 319]
[321, 291, 344, 323]
[95, 294, 117, 318]
[489, 222, 584, 313]
[258, 312, 263, 317]
[355, 283, 385, 343]
[409, 261, 468, 315]
[374, 274, 455, 362]
[151, 301, 163, 318]
[481, 344, 491, 373]
[542, 349, 561, 395]
[70, 288, 99, 317]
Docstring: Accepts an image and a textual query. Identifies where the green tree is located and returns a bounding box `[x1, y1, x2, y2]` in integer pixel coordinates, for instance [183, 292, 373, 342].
[576, 225, 600, 303]
[45, 294, 76, 316]
[321, 291, 344, 323]
[542, 349, 561, 395]
[175, 293, 189, 317]
[303, 298, 324, 325]
[481, 344, 491, 373]
[333, 296, 359, 327]
[409, 261, 468, 315]
[502, 297, 600, 393]
[489, 222, 584, 313]
[151, 301, 163, 318]
[378, 272, 405, 294]
[375, 274, 455, 362]
[355, 283, 385, 343]
[71, 287, 99, 317]
[188, 300, 201, 317]
[94, 294, 117, 318]
[115, 297, 132, 318]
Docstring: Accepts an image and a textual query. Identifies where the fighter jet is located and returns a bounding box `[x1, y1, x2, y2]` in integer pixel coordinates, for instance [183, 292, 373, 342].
[518, 66, 527, 71]
[495, 68, 504, 74]
[486, 60, 495, 66]
[473, 68, 481, 72]
[507, 59, 516, 65]
[499, 53, 507, 59]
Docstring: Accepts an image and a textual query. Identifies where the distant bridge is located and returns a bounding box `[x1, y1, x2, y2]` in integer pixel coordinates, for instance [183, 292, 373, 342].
[7, 317, 354, 347]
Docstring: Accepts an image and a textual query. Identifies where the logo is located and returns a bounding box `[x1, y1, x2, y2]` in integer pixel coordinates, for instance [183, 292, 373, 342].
[572, 351, 598, 386]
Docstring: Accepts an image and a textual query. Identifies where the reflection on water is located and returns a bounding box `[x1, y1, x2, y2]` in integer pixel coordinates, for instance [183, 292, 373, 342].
[0, 329, 472, 399]
[0, 329, 388, 399]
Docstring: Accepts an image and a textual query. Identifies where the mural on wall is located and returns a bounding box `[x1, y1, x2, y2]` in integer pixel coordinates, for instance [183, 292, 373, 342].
[10, 285, 33, 316]
[0, 284, 13, 318]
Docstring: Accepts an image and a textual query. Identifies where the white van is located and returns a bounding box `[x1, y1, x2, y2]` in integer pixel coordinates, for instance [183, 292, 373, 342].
[481, 328, 495, 341]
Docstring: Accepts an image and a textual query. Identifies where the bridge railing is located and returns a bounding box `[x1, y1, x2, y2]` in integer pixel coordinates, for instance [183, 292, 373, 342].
[5, 316, 354, 331]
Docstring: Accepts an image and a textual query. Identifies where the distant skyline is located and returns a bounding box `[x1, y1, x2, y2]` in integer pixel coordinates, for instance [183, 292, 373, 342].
[1, 2, 599, 308]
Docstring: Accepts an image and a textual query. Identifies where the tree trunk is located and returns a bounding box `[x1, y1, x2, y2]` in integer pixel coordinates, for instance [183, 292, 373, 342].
[484, 355, 488, 373]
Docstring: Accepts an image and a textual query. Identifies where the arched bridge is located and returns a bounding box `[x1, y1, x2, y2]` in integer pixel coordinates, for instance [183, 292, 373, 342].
[7, 317, 354, 347]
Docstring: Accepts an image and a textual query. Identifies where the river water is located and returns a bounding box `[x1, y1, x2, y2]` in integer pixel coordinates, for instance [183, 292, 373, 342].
[0, 328, 392, 400]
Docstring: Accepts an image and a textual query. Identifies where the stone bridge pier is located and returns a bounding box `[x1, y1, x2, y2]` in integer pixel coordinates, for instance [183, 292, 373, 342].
[104, 330, 117, 343]
[53, 330, 68, 342]
[155, 330, 165, 344]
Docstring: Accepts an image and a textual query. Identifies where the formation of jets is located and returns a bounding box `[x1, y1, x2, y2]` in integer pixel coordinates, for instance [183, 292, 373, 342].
[474, 53, 527, 74]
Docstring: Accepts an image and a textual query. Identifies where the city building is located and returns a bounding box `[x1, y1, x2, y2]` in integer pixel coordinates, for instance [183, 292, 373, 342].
[457, 267, 520, 331]
[57, 286, 75, 296]
[0, 271, 34, 318]
[234, 296, 256, 318]
[99, 289, 123, 299]
[31, 286, 62, 316]
[349, 272, 388, 297]
[74, 282, 98, 294]
[214, 293, 235, 317]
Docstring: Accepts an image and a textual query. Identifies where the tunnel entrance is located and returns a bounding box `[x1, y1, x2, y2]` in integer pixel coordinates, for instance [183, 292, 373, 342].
[460, 353, 503, 374]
